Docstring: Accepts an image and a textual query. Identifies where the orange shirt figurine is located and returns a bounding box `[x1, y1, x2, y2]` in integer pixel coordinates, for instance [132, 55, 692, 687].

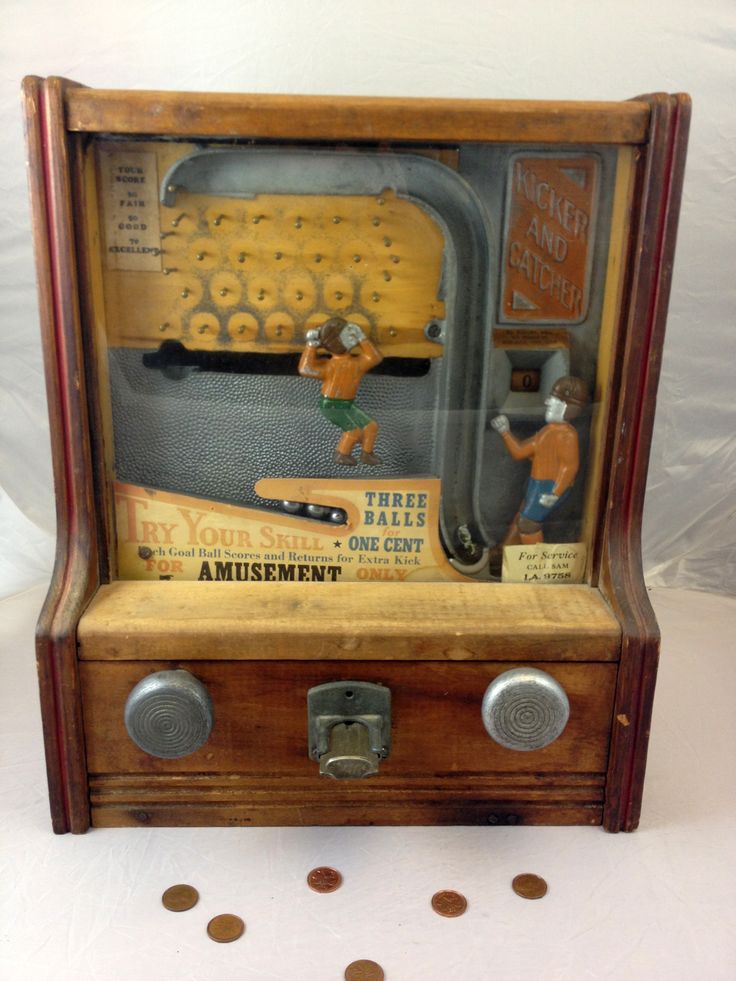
[299, 317, 384, 466]
[491, 376, 588, 545]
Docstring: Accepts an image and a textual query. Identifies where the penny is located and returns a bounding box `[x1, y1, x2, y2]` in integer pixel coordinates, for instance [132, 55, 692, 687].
[512, 873, 548, 900]
[345, 959, 385, 981]
[161, 883, 199, 912]
[431, 889, 468, 917]
[307, 866, 343, 893]
[206, 913, 245, 943]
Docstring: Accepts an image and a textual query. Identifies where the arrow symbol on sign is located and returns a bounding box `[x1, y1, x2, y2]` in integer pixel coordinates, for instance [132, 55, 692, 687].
[560, 167, 587, 189]
[511, 291, 539, 311]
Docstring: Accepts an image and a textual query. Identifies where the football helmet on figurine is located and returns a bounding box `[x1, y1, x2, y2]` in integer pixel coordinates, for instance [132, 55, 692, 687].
[549, 376, 589, 420]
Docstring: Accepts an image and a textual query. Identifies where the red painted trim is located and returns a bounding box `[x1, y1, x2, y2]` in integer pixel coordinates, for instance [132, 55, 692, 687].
[621, 97, 690, 830]
[618, 113, 676, 824]
[38, 84, 76, 830]
[33, 77, 99, 832]
[601, 94, 691, 831]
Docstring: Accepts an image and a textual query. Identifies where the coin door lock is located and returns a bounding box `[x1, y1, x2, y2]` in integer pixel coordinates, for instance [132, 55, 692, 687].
[307, 682, 391, 780]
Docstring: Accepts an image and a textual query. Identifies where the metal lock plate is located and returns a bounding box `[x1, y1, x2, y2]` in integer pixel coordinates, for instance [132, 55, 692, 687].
[307, 681, 391, 774]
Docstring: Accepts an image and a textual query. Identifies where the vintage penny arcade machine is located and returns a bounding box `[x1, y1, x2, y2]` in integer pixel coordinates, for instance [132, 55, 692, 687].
[24, 78, 689, 833]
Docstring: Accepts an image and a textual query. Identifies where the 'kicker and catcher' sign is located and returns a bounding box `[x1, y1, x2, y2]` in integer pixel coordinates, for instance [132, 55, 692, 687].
[501, 154, 599, 324]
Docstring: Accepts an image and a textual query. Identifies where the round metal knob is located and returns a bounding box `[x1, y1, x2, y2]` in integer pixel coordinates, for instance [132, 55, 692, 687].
[481, 668, 569, 751]
[124, 670, 214, 759]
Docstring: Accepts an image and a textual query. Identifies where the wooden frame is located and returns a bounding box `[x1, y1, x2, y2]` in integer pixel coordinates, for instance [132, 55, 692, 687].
[24, 77, 690, 834]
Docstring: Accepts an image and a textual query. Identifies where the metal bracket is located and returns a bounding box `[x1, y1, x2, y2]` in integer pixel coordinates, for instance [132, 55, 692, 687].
[307, 681, 391, 762]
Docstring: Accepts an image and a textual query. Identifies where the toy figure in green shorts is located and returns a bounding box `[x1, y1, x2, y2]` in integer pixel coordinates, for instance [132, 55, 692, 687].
[298, 317, 383, 466]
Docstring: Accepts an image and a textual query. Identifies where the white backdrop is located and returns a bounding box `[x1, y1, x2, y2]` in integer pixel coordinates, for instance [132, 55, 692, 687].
[1, 0, 733, 599]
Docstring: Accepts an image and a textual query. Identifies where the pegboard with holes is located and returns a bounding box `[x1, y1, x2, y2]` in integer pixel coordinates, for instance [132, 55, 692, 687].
[97, 141, 447, 359]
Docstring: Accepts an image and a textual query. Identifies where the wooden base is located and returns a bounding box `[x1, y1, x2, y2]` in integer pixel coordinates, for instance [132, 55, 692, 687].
[75, 581, 620, 830]
[90, 776, 604, 829]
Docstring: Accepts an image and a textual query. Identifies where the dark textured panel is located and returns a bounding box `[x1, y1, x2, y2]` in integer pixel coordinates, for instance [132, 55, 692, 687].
[110, 348, 442, 508]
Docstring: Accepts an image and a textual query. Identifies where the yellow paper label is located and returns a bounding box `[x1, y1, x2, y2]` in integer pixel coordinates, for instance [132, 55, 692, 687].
[114, 478, 469, 583]
[98, 148, 162, 272]
[502, 542, 587, 584]
[493, 327, 569, 350]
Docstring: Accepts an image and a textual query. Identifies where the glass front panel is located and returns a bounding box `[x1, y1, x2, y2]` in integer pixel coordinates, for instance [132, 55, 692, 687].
[85, 136, 632, 585]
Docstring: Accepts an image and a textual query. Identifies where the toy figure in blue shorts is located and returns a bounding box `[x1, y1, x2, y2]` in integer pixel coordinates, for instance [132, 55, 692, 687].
[491, 376, 588, 544]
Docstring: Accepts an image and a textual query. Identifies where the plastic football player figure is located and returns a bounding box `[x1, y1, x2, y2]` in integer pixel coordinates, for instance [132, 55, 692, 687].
[491, 375, 588, 545]
[298, 317, 384, 466]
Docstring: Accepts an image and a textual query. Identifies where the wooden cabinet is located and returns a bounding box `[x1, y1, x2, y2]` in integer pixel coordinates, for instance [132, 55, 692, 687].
[24, 78, 690, 833]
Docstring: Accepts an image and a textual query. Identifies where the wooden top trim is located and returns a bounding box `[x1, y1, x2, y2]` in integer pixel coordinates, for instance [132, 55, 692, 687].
[63, 87, 650, 144]
[78, 581, 621, 662]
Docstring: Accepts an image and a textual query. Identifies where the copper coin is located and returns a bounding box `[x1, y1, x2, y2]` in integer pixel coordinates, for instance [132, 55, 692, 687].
[345, 960, 385, 981]
[431, 889, 468, 917]
[206, 913, 245, 943]
[512, 873, 548, 900]
[161, 883, 199, 912]
[307, 866, 343, 893]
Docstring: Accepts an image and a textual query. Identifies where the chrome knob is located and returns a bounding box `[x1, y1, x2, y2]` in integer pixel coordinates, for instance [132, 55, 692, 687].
[124, 669, 214, 759]
[481, 668, 569, 751]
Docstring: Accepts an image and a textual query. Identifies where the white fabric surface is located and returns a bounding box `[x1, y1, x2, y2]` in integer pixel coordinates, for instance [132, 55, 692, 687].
[1, 585, 734, 980]
[0, 0, 734, 599]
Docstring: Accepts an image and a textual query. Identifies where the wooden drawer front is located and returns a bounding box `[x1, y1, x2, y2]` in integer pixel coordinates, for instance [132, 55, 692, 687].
[81, 659, 616, 778]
